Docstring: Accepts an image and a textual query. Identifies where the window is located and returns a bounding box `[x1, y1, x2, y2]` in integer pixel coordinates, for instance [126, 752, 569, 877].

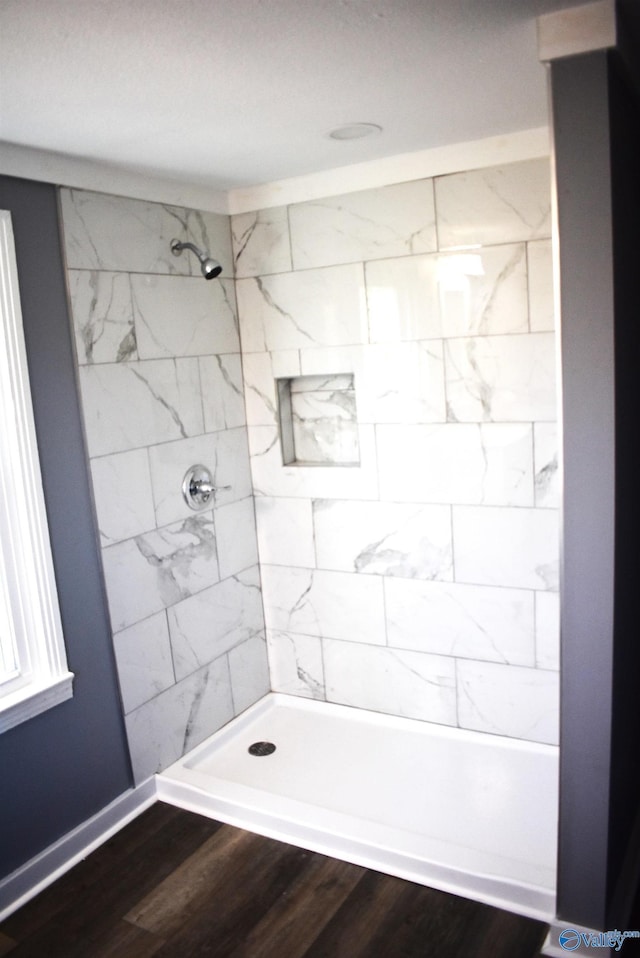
[0, 209, 73, 732]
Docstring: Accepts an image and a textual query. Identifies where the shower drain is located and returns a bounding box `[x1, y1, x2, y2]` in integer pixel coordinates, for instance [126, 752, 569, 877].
[248, 741, 276, 756]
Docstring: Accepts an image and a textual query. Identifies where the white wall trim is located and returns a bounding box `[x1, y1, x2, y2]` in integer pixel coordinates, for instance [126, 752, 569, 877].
[537, 0, 616, 63]
[2, 129, 550, 217]
[0, 778, 157, 921]
[0, 142, 228, 214]
[227, 127, 550, 214]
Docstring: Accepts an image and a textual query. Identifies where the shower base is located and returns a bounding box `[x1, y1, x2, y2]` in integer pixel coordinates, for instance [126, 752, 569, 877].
[156, 693, 557, 921]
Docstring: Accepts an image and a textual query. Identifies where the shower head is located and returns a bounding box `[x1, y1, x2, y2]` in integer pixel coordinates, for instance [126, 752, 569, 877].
[170, 239, 222, 280]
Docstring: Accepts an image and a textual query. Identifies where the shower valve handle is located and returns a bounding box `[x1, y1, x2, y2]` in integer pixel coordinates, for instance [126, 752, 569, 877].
[182, 464, 216, 511]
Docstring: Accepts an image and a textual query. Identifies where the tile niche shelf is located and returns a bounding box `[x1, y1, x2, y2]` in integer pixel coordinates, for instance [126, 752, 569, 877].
[277, 374, 360, 467]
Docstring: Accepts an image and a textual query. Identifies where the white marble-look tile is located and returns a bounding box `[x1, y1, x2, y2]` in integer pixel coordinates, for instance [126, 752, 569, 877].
[255, 497, 315, 568]
[435, 159, 552, 249]
[125, 657, 234, 783]
[366, 254, 441, 343]
[534, 422, 559, 509]
[78, 359, 203, 457]
[302, 343, 446, 426]
[456, 659, 559, 745]
[242, 352, 281, 426]
[199, 354, 246, 432]
[90, 449, 155, 546]
[267, 630, 325, 700]
[131, 274, 239, 359]
[313, 500, 452, 581]
[536, 591, 560, 671]
[167, 565, 265, 680]
[67, 270, 136, 365]
[112, 612, 175, 713]
[452, 505, 559, 591]
[289, 180, 437, 270]
[60, 189, 204, 274]
[260, 565, 386, 645]
[102, 513, 219, 631]
[247, 424, 379, 500]
[527, 239, 555, 332]
[231, 206, 292, 277]
[384, 578, 535, 666]
[214, 497, 259, 579]
[377, 423, 534, 506]
[445, 332, 557, 423]
[228, 634, 271, 714]
[362, 342, 446, 424]
[438, 244, 529, 337]
[323, 639, 457, 725]
[148, 427, 253, 527]
[236, 264, 368, 353]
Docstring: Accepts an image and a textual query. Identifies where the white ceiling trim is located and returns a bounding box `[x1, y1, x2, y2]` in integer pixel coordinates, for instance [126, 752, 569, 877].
[0, 142, 229, 214]
[1, 128, 550, 217]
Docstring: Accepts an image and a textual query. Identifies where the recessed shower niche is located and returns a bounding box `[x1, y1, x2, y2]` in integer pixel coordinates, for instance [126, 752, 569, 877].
[277, 373, 360, 466]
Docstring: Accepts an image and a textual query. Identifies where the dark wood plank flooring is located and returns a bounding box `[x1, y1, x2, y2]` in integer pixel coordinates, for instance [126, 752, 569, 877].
[0, 802, 549, 957]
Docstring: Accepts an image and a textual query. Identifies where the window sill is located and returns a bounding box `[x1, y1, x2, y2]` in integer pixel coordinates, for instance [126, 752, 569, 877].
[0, 672, 74, 734]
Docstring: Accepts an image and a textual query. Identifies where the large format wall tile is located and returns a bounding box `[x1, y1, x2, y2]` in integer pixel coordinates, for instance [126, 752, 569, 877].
[60, 189, 233, 275]
[444, 333, 556, 423]
[78, 359, 203, 457]
[125, 658, 235, 784]
[323, 640, 457, 725]
[90, 449, 155, 546]
[312, 499, 452, 580]
[147, 428, 252, 527]
[167, 565, 265, 681]
[366, 244, 529, 343]
[68, 270, 136, 364]
[456, 659, 559, 745]
[267, 630, 325, 700]
[228, 635, 271, 713]
[384, 578, 535, 666]
[377, 423, 534, 506]
[236, 264, 367, 352]
[452, 505, 559, 591]
[289, 181, 437, 269]
[260, 565, 386, 645]
[112, 612, 175, 713]
[131, 274, 239, 358]
[435, 159, 552, 249]
[102, 514, 220, 632]
[232, 206, 292, 278]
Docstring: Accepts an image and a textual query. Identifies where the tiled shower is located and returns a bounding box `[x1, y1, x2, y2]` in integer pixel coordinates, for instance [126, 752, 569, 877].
[59, 155, 559, 785]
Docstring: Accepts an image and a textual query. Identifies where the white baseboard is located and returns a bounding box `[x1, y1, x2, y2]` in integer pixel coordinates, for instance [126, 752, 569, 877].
[0, 778, 157, 921]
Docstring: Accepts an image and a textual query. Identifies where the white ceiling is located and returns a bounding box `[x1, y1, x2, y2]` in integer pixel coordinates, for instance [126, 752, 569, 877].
[0, 0, 581, 194]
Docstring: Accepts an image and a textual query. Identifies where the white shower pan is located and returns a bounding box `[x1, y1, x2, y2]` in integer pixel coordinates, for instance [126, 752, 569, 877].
[156, 693, 557, 922]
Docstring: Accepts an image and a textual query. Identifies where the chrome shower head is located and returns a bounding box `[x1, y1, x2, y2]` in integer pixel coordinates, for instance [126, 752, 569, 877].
[170, 239, 222, 280]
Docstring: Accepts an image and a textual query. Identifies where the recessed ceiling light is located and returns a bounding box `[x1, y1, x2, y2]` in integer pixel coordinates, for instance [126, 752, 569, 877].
[328, 123, 383, 141]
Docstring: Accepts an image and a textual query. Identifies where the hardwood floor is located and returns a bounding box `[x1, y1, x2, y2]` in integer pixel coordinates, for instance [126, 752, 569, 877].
[0, 802, 548, 957]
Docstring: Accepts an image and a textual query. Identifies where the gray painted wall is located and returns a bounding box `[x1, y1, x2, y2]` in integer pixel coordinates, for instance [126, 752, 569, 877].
[551, 38, 640, 930]
[0, 176, 133, 880]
